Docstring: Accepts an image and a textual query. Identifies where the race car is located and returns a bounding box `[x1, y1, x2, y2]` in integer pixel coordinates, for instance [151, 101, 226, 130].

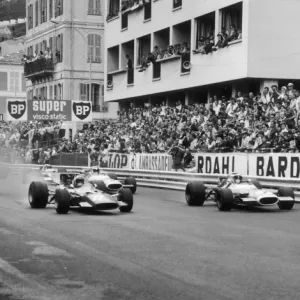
[23, 165, 137, 194]
[185, 173, 295, 211]
[28, 166, 137, 214]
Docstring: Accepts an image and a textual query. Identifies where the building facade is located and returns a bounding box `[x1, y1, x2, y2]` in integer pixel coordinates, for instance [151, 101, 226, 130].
[0, 52, 27, 121]
[25, 0, 118, 135]
[105, 0, 300, 108]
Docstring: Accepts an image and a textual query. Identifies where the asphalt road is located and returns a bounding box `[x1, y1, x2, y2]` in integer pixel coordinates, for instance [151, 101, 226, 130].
[0, 176, 300, 300]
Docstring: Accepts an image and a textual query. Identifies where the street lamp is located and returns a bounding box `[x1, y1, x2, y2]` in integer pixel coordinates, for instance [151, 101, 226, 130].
[0, 55, 17, 100]
[50, 19, 92, 103]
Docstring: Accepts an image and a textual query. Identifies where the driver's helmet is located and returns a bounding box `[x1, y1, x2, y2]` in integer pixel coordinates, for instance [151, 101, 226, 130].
[232, 173, 243, 184]
[73, 175, 85, 188]
[92, 166, 100, 174]
[42, 164, 52, 171]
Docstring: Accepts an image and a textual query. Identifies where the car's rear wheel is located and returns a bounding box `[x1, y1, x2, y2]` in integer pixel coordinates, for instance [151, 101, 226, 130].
[119, 188, 133, 213]
[216, 188, 234, 211]
[124, 176, 137, 194]
[55, 189, 71, 214]
[185, 181, 206, 206]
[28, 181, 49, 209]
[277, 187, 295, 210]
[107, 173, 118, 180]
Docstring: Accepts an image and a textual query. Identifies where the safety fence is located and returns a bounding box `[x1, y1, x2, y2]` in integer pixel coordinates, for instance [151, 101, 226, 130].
[5, 163, 300, 203]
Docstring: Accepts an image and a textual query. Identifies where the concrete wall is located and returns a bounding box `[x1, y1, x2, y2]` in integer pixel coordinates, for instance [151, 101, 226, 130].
[247, 0, 300, 80]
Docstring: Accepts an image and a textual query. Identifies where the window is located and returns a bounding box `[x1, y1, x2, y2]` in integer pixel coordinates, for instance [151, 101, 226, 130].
[54, 85, 57, 99]
[55, 0, 63, 17]
[49, 85, 53, 99]
[10, 72, 19, 93]
[153, 62, 161, 80]
[41, 0, 47, 23]
[88, 34, 101, 63]
[21, 73, 26, 92]
[49, 0, 53, 19]
[107, 0, 120, 21]
[221, 2, 243, 41]
[0, 72, 8, 91]
[55, 34, 63, 63]
[35, 1, 39, 27]
[173, 0, 182, 9]
[121, 12, 128, 30]
[144, 0, 151, 20]
[88, 0, 101, 15]
[27, 4, 33, 30]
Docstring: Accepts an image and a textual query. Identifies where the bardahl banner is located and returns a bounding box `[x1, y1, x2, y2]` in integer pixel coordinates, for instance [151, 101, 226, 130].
[195, 153, 248, 175]
[248, 153, 300, 179]
[6, 99, 92, 122]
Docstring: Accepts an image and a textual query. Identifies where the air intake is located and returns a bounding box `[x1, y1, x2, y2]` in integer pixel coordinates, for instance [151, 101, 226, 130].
[260, 197, 278, 205]
[107, 183, 122, 191]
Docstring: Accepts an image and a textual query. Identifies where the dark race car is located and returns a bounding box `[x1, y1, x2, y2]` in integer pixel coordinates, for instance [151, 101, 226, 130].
[28, 166, 137, 214]
[185, 173, 295, 211]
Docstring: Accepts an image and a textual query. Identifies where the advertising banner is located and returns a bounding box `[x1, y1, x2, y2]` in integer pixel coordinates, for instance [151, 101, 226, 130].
[131, 153, 173, 171]
[6, 98, 27, 121]
[107, 153, 132, 169]
[248, 153, 300, 179]
[195, 153, 248, 175]
[6, 99, 92, 122]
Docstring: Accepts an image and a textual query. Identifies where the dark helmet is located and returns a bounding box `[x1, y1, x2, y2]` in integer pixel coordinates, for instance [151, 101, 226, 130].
[73, 175, 85, 188]
[231, 173, 243, 183]
[92, 166, 100, 174]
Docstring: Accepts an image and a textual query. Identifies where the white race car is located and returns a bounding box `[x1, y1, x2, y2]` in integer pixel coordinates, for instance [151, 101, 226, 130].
[185, 173, 295, 211]
[28, 166, 137, 214]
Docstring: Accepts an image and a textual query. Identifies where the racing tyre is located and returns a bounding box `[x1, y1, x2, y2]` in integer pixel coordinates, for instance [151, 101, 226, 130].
[55, 189, 71, 214]
[119, 188, 133, 213]
[28, 181, 49, 209]
[251, 179, 262, 189]
[216, 188, 234, 211]
[107, 173, 118, 180]
[185, 181, 206, 206]
[277, 187, 295, 210]
[124, 177, 137, 194]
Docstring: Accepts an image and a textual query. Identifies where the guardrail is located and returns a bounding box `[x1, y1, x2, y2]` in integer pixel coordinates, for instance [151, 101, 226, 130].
[5, 163, 300, 203]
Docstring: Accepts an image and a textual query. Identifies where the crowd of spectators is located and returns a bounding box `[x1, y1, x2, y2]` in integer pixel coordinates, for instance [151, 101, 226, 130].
[139, 42, 190, 72]
[194, 25, 242, 55]
[1, 82, 300, 170]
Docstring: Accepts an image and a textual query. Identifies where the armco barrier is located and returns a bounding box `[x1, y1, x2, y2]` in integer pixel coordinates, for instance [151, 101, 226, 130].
[6, 164, 300, 203]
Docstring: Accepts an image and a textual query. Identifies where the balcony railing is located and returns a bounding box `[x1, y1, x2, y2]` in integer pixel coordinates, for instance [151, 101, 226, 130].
[24, 58, 54, 79]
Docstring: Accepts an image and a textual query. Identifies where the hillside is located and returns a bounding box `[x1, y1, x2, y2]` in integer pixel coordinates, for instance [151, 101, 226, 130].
[0, 0, 26, 21]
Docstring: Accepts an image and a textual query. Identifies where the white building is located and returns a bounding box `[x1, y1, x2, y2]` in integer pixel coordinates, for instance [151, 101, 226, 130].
[104, 0, 300, 108]
[25, 0, 118, 137]
[0, 52, 27, 121]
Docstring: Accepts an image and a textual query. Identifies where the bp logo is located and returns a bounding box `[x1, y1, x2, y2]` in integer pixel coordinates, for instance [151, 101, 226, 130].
[72, 101, 92, 121]
[7, 100, 27, 121]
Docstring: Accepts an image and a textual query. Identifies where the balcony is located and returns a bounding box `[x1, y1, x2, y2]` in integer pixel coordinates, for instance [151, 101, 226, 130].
[24, 58, 54, 82]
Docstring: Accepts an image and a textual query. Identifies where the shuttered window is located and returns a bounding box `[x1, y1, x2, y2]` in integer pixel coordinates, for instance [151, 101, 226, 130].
[88, 34, 101, 63]
[0, 72, 8, 91]
[27, 4, 33, 30]
[35, 1, 39, 27]
[80, 84, 88, 101]
[55, 0, 63, 17]
[21, 73, 26, 91]
[49, 0, 53, 19]
[41, 0, 47, 23]
[10, 72, 19, 93]
[88, 0, 101, 15]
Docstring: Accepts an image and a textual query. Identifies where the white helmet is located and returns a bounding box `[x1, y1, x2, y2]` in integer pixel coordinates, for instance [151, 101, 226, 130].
[73, 175, 85, 188]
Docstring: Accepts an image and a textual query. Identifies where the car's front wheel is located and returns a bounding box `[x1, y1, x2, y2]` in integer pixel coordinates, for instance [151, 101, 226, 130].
[55, 189, 71, 214]
[124, 176, 137, 194]
[215, 188, 234, 211]
[277, 187, 295, 210]
[185, 181, 206, 206]
[28, 181, 49, 208]
[119, 188, 133, 213]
